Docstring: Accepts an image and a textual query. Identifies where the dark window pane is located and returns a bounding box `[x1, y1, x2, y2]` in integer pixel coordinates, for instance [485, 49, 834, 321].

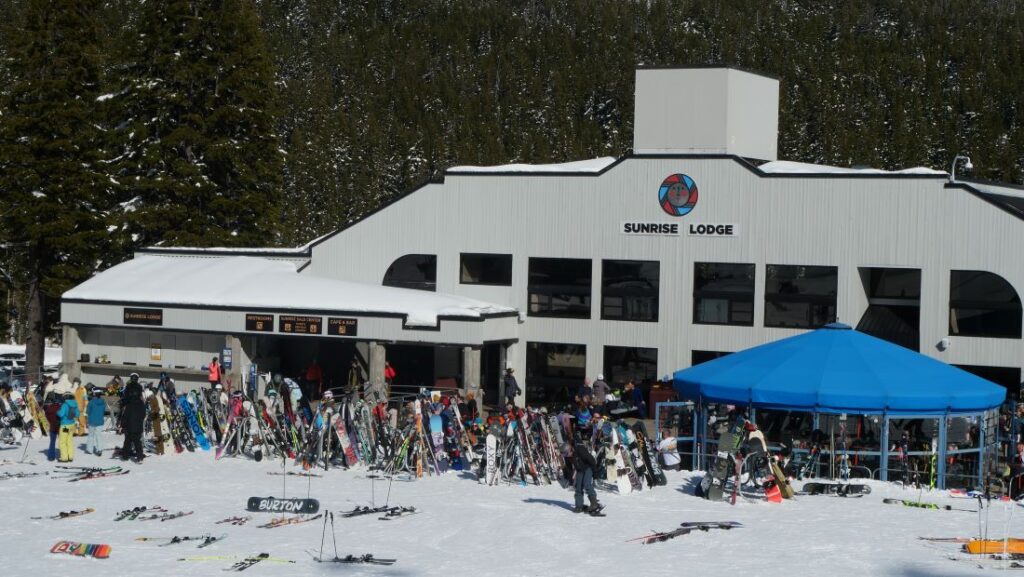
[765, 265, 838, 329]
[949, 270, 1022, 338]
[693, 262, 754, 326]
[602, 260, 659, 321]
[691, 350, 731, 365]
[526, 342, 586, 406]
[383, 254, 436, 291]
[603, 346, 658, 387]
[460, 253, 512, 285]
[869, 269, 921, 300]
[528, 258, 592, 318]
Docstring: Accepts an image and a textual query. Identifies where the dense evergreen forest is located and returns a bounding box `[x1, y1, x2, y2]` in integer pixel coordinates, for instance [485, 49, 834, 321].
[1, 0, 1023, 363]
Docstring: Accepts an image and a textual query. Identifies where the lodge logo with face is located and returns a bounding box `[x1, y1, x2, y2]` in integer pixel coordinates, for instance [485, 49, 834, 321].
[659, 173, 698, 216]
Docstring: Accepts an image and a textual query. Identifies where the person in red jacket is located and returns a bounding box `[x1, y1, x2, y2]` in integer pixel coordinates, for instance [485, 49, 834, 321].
[384, 361, 396, 384]
[304, 359, 323, 399]
[208, 356, 221, 388]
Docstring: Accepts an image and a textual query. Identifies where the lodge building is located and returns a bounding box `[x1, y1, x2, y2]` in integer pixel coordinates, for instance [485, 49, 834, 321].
[60, 67, 1024, 407]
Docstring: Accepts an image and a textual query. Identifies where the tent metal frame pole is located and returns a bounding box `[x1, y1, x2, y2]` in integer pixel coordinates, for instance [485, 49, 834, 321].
[695, 397, 704, 472]
[978, 411, 986, 488]
[880, 414, 889, 482]
[938, 412, 948, 490]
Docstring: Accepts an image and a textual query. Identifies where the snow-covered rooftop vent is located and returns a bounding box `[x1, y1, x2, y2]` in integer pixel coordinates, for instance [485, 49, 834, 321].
[633, 67, 779, 161]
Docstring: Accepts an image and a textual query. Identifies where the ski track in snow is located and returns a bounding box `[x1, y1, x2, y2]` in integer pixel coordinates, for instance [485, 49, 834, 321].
[0, 432, 1009, 576]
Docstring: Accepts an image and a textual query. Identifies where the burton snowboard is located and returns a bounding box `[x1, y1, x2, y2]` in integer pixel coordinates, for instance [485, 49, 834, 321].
[246, 496, 320, 514]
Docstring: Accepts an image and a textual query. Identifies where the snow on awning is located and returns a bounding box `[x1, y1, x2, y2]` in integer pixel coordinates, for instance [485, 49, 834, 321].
[447, 157, 618, 174]
[63, 255, 517, 327]
[759, 160, 945, 175]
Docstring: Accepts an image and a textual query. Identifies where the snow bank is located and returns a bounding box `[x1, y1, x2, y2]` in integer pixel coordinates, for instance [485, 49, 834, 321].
[760, 160, 946, 176]
[0, 436, 1011, 577]
[62, 255, 515, 326]
[448, 157, 618, 173]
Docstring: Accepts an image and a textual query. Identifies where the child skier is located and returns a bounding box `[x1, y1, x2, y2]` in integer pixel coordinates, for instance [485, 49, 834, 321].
[85, 388, 108, 456]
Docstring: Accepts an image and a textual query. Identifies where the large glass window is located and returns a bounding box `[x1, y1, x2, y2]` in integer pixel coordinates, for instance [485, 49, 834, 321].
[691, 350, 731, 365]
[950, 271, 1022, 338]
[764, 265, 838, 329]
[857, 268, 921, 351]
[526, 342, 586, 405]
[383, 254, 436, 291]
[603, 346, 658, 387]
[528, 258, 592, 318]
[693, 263, 755, 326]
[460, 253, 512, 286]
[601, 260, 659, 321]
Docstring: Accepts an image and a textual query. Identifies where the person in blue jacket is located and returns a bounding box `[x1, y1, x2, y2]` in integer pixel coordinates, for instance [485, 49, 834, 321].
[85, 388, 108, 456]
[56, 393, 81, 462]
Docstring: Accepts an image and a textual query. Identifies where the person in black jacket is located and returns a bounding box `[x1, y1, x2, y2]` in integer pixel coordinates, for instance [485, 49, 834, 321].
[118, 394, 146, 463]
[572, 428, 602, 514]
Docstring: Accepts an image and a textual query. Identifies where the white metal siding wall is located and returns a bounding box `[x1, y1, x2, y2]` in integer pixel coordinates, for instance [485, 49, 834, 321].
[307, 157, 1024, 390]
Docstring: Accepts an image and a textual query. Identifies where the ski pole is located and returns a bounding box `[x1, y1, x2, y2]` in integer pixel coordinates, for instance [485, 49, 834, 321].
[330, 512, 338, 559]
[318, 510, 328, 560]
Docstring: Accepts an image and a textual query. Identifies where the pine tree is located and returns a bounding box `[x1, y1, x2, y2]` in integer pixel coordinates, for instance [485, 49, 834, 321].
[0, 0, 113, 379]
[111, 0, 282, 248]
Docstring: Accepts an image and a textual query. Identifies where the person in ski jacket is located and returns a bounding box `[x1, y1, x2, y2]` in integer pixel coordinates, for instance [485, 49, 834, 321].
[576, 379, 593, 404]
[56, 393, 80, 462]
[208, 357, 221, 388]
[591, 375, 610, 413]
[124, 373, 142, 402]
[43, 393, 60, 461]
[118, 393, 146, 462]
[85, 388, 108, 456]
[384, 361, 396, 384]
[503, 367, 520, 406]
[572, 430, 601, 513]
[304, 359, 323, 399]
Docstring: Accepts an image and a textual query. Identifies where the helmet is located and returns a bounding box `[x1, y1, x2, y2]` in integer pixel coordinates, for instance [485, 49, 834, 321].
[322, 390, 334, 401]
[214, 384, 223, 390]
[129, 373, 139, 381]
[231, 391, 243, 399]
[160, 372, 167, 380]
[596, 374, 604, 381]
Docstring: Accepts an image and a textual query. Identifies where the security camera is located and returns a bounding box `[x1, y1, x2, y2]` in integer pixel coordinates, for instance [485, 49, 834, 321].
[937, 337, 950, 352]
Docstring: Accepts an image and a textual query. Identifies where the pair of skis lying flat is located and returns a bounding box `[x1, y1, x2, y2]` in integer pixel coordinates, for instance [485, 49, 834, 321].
[627, 521, 743, 544]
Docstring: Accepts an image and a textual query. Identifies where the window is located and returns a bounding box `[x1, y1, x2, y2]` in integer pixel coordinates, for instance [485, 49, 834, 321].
[460, 253, 512, 286]
[693, 262, 755, 326]
[764, 265, 838, 329]
[857, 268, 921, 351]
[691, 350, 731, 365]
[526, 342, 586, 405]
[949, 270, 1022, 338]
[382, 254, 436, 291]
[603, 346, 658, 386]
[602, 260, 659, 321]
[528, 258, 592, 318]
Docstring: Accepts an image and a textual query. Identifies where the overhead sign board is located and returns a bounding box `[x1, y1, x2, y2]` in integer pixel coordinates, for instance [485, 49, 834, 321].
[327, 317, 358, 337]
[278, 315, 322, 335]
[123, 307, 163, 326]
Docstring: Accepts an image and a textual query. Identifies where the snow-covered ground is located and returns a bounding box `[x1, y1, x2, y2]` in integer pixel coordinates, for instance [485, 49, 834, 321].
[0, 431, 1017, 576]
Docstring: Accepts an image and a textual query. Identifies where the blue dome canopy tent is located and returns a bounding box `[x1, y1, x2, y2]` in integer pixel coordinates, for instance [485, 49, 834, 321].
[672, 323, 1007, 488]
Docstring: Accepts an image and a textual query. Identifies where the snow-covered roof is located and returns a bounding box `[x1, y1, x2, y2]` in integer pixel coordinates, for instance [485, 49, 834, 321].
[447, 157, 618, 174]
[63, 255, 516, 327]
[759, 160, 945, 176]
[138, 230, 333, 256]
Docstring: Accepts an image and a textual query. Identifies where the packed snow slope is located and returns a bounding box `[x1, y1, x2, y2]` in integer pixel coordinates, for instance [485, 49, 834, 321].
[0, 433, 1015, 576]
